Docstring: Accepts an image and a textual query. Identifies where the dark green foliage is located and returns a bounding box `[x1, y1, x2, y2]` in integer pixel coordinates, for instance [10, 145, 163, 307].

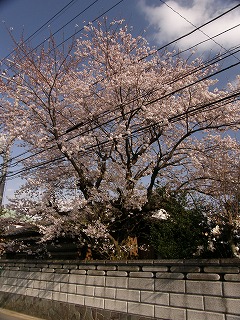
[149, 187, 209, 259]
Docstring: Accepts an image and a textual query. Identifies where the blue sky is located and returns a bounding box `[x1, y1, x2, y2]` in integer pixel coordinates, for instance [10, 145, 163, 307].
[0, 0, 147, 58]
[0, 0, 239, 203]
[1, 0, 239, 58]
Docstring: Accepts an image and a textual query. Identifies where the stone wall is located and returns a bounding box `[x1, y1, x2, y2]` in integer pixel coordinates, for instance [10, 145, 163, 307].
[0, 259, 240, 320]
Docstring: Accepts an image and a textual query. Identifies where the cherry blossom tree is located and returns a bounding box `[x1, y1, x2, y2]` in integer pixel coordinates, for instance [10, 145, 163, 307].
[0, 134, 15, 208]
[174, 134, 240, 257]
[0, 19, 239, 258]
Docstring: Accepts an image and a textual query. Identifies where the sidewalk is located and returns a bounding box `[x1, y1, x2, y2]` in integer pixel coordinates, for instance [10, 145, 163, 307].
[0, 308, 45, 320]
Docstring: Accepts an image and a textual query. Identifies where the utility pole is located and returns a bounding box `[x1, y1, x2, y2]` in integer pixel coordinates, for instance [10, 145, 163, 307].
[0, 64, 21, 208]
[0, 140, 11, 209]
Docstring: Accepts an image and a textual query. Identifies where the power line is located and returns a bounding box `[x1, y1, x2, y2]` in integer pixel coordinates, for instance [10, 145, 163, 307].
[1, 0, 124, 73]
[1, 1, 238, 107]
[172, 23, 240, 58]
[54, 46, 240, 141]
[5, 56, 240, 178]
[26, 0, 102, 53]
[0, 0, 127, 132]
[1, 2, 239, 199]
[0, 0, 79, 64]
[6, 88, 240, 179]
[0, 0, 127, 166]
[51, 0, 126, 50]
[46, 2, 240, 101]
[159, 0, 240, 61]
[0, 0, 124, 102]
[24, 0, 79, 41]
[144, 60, 240, 107]
[141, 3, 240, 60]
[2, 43, 240, 171]
[2, 0, 238, 80]
[170, 90, 240, 122]
[1, 3, 240, 171]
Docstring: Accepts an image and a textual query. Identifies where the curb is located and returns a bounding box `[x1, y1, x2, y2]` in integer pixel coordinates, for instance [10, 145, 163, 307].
[0, 308, 46, 320]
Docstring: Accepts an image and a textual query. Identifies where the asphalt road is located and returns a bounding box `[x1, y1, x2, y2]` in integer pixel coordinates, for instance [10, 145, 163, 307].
[0, 308, 45, 320]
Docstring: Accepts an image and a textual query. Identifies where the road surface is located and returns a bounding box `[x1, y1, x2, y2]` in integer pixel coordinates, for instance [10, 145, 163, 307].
[0, 308, 45, 320]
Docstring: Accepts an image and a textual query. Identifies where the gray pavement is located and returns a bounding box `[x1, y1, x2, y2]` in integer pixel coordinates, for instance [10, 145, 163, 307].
[0, 309, 45, 320]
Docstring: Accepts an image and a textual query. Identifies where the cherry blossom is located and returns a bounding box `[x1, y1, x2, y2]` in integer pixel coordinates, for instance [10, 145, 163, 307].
[0, 19, 239, 257]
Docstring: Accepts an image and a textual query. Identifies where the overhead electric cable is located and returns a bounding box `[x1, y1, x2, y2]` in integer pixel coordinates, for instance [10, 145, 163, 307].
[56, 47, 240, 140]
[1, 0, 238, 104]
[143, 60, 240, 107]
[55, 0, 125, 49]
[0, 0, 126, 120]
[141, 3, 240, 60]
[172, 23, 240, 58]
[0, 0, 79, 64]
[4, 54, 240, 176]
[52, 3, 240, 97]
[169, 90, 240, 122]
[1, 2, 240, 172]
[6, 89, 240, 178]
[0, 0, 123, 92]
[1, 0, 123, 72]
[2, 0, 237, 78]
[0, 1, 239, 199]
[28, 0, 102, 53]
[2, 44, 240, 171]
[159, 0, 240, 61]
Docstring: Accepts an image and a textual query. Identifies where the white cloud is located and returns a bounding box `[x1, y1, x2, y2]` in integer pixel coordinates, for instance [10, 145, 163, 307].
[139, 0, 240, 53]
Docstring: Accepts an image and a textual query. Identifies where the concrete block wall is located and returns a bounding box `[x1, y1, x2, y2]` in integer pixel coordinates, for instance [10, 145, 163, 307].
[0, 259, 240, 320]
